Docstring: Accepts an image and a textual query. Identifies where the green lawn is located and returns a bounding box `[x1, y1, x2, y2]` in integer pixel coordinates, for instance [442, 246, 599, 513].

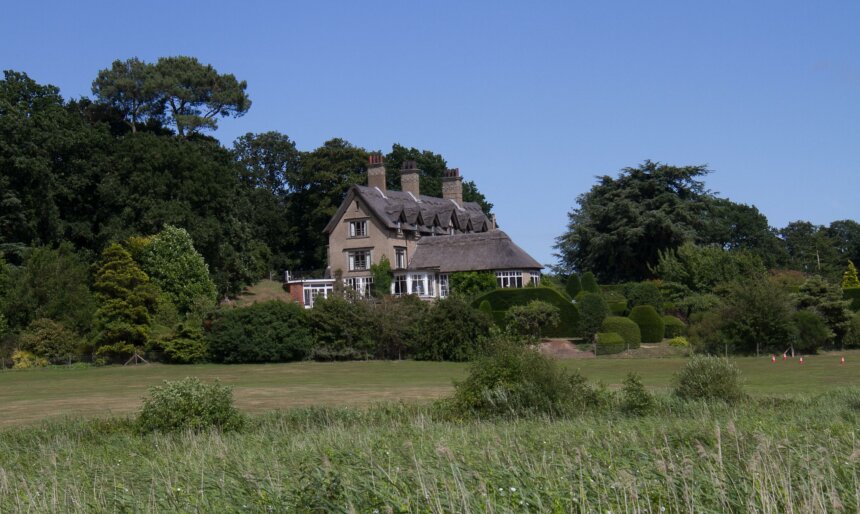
[1, 351, 859, 426]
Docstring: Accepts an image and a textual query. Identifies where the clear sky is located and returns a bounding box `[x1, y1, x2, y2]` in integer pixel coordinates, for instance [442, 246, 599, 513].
[2, 0, 858, 266]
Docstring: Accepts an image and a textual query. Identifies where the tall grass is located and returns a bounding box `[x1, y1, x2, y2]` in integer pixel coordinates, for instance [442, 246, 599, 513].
[1, 392, 859, 512]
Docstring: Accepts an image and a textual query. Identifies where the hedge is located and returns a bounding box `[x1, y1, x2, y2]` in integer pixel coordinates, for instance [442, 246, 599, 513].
[629, 305, 664, 343]
[845, 288, 860, 312]
[595, 332, 625, 355]
[473, 287, 580, 337]
[600, 316, 641, 348]
[663, 315, 687, 338]
[608, 300, 627, 316]
[581, 272, 599, 293]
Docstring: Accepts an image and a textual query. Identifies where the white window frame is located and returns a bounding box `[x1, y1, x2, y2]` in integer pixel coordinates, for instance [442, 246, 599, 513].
[438, 274, 449, 297]
[392, 274, 408, 296]
[395, 247, 407, 269]
[345, 276, 374, 298]
[496, 270, 523, 288]
[348, 219, 368, 238]
[347, 250, 371, 271]
[530, 272, 541, 286]
[303, 283, 333, 308]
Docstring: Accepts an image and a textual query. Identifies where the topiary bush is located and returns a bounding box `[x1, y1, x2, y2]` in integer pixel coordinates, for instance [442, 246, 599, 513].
[674, 356, 745, 403]
[662, 315, 687, 338]
[607, 300, 628, 316]
[207, 301, 313, 363]
[668, 336, 689, 347]
[478, 300, 493, 318]
[505, 300, 560, 341]
[578, 293, 608, 341]
[629, 305, 665, 343]
[580, 272, 599, 293]
[136, 377, 245, 433]
[565, 274, 581, 299]
[600, 316, 641, 348]
[595, 332, 625, 355]
[472, 287, 579, 337]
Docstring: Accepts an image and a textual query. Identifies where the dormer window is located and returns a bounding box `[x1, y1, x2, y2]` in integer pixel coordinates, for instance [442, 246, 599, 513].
[349, 220, 368, 238]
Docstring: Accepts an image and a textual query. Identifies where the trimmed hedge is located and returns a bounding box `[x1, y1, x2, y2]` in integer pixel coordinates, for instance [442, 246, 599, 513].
[600, 316, 641, 348]
[629, 305, 664, 343]
[595, 332, 625, 355]
[845, 288, 860, 312]
[662, 315, 687, 338]
[608, 300, 628, 316]
[473, 287, 580, 337]
[581, 272, 599, 293]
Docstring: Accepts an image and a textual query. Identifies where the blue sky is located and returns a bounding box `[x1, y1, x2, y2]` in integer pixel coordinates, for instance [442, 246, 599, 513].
[2, 1, 858, 265]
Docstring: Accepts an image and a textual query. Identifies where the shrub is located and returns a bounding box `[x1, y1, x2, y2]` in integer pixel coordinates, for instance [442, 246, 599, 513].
[136, 377, 245, 433]
[159, 323, 208, 364]
[791, 310, 831, 353]
[310, 296, 374, 358]
[846, 313, 860, 348]
[674, 356, 745, 403]
[415, 297, 492, 361]
[844, 287, 860, 312]
[620, 373, 655, 416]
[505, 300, 560, 341]
[207, 301, 313, 363]
[796, 276, 853, 343]
[94, 342, 136, 364]
[595, 332, 625, 355]
[19, 318, 79, 363]
[446, 342, 607, 418]
[580, 272, 599, 293]
[472, 287, 579, 337]
[450, 271, 496, 298]
[565, 274, 581, 299]
[600, 316, 641, 348]
[662, 315, 687, 338]
[578, 292, 608, 341]
[842, 260, 860, 289]
[370, 295, 428, 360]
[369, 256, 393, 298]
[628, 305, 665, 343]
[607, 300, 628, 316]
[12, 350, 48, 369]
[668, 336, 689, 347]
[624, 281, 663, 313]
[478, 300, 493, 317]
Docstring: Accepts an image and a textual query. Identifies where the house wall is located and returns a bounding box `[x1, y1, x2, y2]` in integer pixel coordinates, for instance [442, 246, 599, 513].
[327, 195, 420, 279]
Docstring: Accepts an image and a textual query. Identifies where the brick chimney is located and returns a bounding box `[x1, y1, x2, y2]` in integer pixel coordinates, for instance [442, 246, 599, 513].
[441, 168, 463, 205]
[400, 160, 420, 197]
[367, 154, 386, 191]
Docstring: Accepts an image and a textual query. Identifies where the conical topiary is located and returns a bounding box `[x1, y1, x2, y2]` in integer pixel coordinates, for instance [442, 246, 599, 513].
[842, 260, 860, 289]
[565, 274, 582, 299]
[581, 272, 599, 293]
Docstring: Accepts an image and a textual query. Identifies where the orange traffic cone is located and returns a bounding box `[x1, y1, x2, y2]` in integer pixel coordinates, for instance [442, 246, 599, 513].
[841, 356, 845, 365]
[783, 353, 788, 361]
[799, 356, 804, 365]
[771, 354, 776, 363]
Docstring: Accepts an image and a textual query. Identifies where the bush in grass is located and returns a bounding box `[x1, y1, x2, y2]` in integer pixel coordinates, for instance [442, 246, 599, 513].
[19, 318, 79, 363]
[578, 292, 608, 341]
[309, 296, 374, 359]
[207, 301, 313, 363]
[662, 315, 687, 338]
[580, 272, 599, 293]
[12, 350, 48, 369]
[621, 373, 655, 416]
[629, 305, 665, 343]
[136, 377, 245, 433]
[595, 332, 625, 355]
[446, 342, 608, 417]
[414, 297, 492, 361]
[600, 316, 641, 348]
[674, 355, 745, 403]
[668, 336, 689, 347]
[505, 300, 560, 342]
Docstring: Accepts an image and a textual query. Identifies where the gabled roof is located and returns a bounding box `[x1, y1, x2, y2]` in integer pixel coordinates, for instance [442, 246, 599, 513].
[323, 185, 490, 234]
[407, 230, 543, 273]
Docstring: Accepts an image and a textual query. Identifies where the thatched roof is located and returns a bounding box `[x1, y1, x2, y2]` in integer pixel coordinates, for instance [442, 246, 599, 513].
[323, 185, 490, 235]
[408, 230, 542, 273]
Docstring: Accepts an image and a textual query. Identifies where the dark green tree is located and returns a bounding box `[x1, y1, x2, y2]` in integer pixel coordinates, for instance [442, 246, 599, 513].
[653, 243, 765, 293]
[578, 293, 609, 341]
[826, 220, 860, 267]
[370, 256, 393, 298]
[565, 274, 582, 298]
[778, 221, 840, 277]
[91, 58, 160, 133]
[795, 275, 853, 344]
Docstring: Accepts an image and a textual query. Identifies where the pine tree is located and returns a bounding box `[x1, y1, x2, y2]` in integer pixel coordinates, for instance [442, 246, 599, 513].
[842, 260, 860, 289]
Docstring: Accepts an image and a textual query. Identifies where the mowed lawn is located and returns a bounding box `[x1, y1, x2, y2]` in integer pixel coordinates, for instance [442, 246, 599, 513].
[2, 351, 860, 426]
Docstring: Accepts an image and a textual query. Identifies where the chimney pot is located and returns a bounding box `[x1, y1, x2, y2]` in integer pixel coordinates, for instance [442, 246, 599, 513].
[367, 153, 386, 191]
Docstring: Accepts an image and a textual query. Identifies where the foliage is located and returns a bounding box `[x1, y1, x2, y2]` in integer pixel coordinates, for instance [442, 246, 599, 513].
[578, 293, 608, 341]
[628, 305, 664, 343]
[91, 57, 160, 133]
[11, 350, 48, 369]
[653, 242, 765, 293]
[450, 271, 497, 298]
[19, 318, 79, 363]
[370, 295, 427, 359]
[620, 373, 655, 416]
[207, 301, 313, 363]
[580, 272, 599, 293]
[158, 323, 208, 364]
[662, 315, 687, 338]
[504, 300, 560, 341]
[795, 275, 853, 344]
[845, 288, 860, 312]
[673, 355, 745, 403]
[309, 296, 374, 359]
[668, 336, 689, 347]
[414, 297, 492, 361]
[595, 332, 626, 355]
[136, 377, 245, 433]
[791, 310, 832, 353]
[478, 300, 493, 317]
[565, 274, 581, 299]
[779, 221, 841, 278]
[846, 313, 860, 347]
[369, 256, 393, 298]
[136, 225, 217, 314]
[473, 287, 580, 337]
[842, 261, 860, 289]
[622, 281, 663, 313]
[93, 342, 136, 364]
[599, 316, 641, 348]
[445, 342, 607, 418]
[91, 243, 160, 355]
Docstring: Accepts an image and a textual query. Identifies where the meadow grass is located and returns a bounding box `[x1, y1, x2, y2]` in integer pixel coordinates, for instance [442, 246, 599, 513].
[2, 351, 859, 426]
[1, 392, 860, 512]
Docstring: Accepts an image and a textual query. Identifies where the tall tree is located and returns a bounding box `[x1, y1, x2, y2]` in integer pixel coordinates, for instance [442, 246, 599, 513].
[778, 221, 840, 277]
[151, 56, 251, 136]
[698, 198, 785, 268]
[554, 161, 712, 282]
[826, 219, 860, 266]
[91, 58, 160, 133]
